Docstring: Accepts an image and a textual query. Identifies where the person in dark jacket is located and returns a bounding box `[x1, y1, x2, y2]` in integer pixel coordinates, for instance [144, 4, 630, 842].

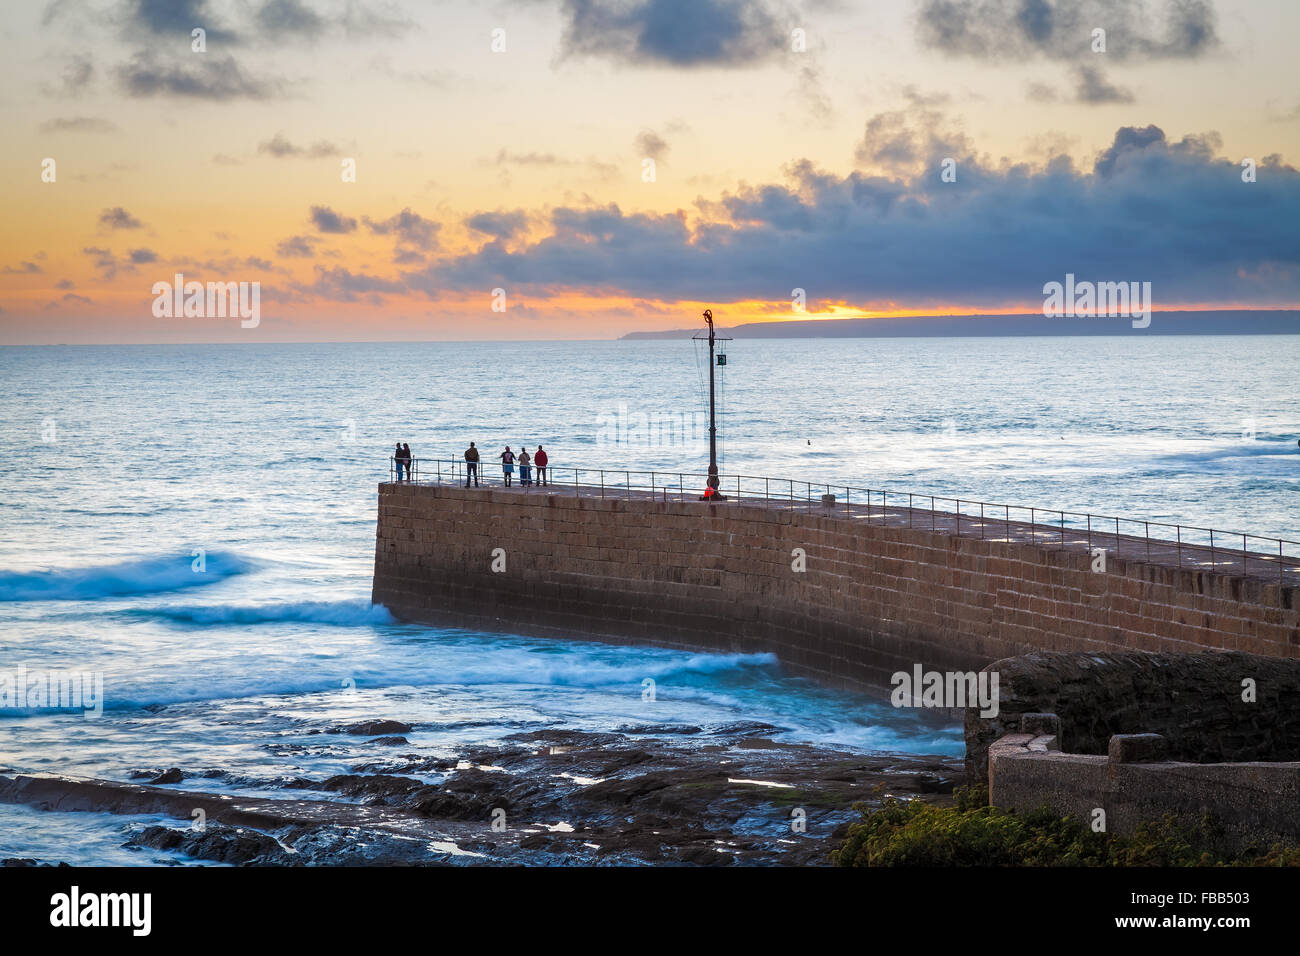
[401, 443, 413, 480]
[394, 442, 408, 481]
[464, 442, 480, 487]
[500, 446, 515, 486]
[534, 445, 548, 486]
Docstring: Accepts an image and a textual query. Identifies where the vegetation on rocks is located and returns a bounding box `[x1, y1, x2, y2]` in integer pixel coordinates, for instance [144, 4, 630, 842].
[831, 786, 1300, 867]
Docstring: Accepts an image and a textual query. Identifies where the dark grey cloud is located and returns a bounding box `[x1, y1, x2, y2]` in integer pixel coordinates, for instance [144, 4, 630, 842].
[363, 208, 440, 249]
[465, 210, 530, 240]
[40, 116, 117, 133]
[116, 53, 283, 100]
[404, 126, 1300, 309]
[1, 261, 43, 275]
[127, 0, 239, 43]
[256, 0, 327, 38]
[258, 132, 341, 158]
[128, 248, 158, 264]
[56, 279, 75, 290]
[1073, 64, 1134, 103]
[99, 207, 143, 229]
[556, 0, 794, 67]
[309, 206, 358, 233]
[915, 0, 1219, 62]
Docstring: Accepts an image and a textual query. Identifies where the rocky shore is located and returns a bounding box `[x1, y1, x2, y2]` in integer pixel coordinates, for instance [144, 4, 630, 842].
[1, 720, 961, 866]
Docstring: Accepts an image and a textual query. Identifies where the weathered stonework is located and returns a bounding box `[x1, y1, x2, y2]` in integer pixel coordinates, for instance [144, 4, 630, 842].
[965, 650, 1300, 781]
[371, 484, 1299, 695]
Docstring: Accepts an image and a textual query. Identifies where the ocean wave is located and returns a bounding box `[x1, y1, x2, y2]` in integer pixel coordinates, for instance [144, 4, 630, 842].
[0, 552, 252, 602]
[0, 647, 782, 717]
[1155, 440, 1298, 465]
[130, 600, 396, 627]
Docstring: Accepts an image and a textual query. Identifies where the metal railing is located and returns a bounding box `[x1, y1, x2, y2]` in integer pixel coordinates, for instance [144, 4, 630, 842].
[387, 457, 1300, 588]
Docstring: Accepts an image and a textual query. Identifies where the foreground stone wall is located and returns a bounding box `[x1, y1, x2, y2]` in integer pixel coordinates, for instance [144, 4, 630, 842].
[371, 484, 1298, 693]
[965, 651, 1300, 781]
[989, 731, 1300, 852]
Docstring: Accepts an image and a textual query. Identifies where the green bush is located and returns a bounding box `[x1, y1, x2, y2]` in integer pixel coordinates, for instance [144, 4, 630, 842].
[830, 786, 1300, 867]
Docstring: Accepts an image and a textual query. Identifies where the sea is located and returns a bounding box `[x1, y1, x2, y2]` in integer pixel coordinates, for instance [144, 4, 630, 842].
[0, 335, 1296, 864]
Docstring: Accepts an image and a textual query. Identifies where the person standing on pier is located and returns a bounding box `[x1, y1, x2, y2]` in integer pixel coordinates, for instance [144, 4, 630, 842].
[500, 446, 515, 486]
[393, 442, 405, 481]
[518, 446, 532, 486]
[464, 442, 479, 487]
[401, 443, 412, 481]
[534, 445, 548, 486]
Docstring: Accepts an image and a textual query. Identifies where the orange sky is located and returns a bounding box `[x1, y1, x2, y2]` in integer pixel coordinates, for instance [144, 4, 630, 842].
[2, 0, 1298, 343]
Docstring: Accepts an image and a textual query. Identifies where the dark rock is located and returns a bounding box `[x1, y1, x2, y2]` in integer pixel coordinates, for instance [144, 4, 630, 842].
[149, 768, 184, 785]
[368, 736, 409, 746]
[335, 720, 413, 736]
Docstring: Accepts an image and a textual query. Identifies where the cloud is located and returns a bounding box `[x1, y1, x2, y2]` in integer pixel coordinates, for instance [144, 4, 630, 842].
[555, 0, 794, 67]
[62, 292, 94, 305]
[1073, 64, 1134, 103]
[299, 265, 405, 303]
[276, 235, 318, 257]
[128, 248, 158, 264]
[126, 0, 239, 42]
[48, 54, 95, 96]
[1026, 80, 1059, 103]
[40, 116, 118, 133]
[634, 129, 671, 162]
[408, 126, 1300, 309]
[82, 246, 118, 278]
[363, 208, 440, 249]
[256, 0, 327, 38]
[309, 206, 358, 233]
[56, 279, 75, 290]
[2, 261, 44, 274]
[914, 0, 1219, 62]
[116, 52, 283, 100]
[466, 210, 530, 240]
[258, 132, 341, 158]
[853, 108, 975, 174]
[99, 207, 144, 229]
[796, 66, 833, 122]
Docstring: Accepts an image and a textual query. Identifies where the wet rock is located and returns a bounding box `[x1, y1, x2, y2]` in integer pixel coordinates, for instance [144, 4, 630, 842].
[131, 824, 291, 865]
[368, 736, 409, 746]
[333, 720, 413, 736]
[618, 724, 702, 735]
[318, 774, 423, 800]
[149, 768, 184, 785]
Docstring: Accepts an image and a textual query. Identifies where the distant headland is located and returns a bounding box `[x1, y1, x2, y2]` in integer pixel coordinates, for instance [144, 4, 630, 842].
[619, 310, 1299, 340]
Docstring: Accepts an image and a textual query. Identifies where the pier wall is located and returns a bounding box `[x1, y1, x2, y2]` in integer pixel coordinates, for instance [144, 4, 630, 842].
[371, 484, 1298, 693]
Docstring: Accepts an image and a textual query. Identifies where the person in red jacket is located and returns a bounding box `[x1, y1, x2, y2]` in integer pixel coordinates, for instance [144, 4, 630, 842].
[533, 445, 549, 486]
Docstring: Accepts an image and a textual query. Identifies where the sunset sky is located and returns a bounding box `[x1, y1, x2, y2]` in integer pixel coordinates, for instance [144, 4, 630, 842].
[1, 0, 1298, 343]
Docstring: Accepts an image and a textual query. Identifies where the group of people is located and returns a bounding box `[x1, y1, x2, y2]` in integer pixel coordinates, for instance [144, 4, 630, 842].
[462, 442, 548, 488]
[391, 441, 551, 488]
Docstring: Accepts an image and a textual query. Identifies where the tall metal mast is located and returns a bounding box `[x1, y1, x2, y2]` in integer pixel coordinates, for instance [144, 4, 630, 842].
[700, 309, 726, 500]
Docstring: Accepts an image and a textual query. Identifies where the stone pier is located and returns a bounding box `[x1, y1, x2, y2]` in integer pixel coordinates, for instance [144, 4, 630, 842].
[371, 482, 1299, 693]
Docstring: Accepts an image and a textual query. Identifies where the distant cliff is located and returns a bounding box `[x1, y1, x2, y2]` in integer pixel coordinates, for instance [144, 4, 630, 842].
[620, 310, 1299, 339]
